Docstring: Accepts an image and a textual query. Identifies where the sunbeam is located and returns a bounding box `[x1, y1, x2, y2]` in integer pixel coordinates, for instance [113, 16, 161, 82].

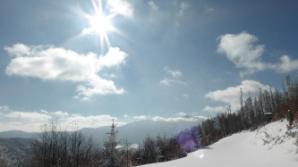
[81, 0, 116, 50]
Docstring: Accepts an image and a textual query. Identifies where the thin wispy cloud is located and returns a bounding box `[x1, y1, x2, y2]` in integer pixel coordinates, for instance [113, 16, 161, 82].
[203, 105, 227, 113]
[178, 2, 190, 17]
[107, 0, 133, 17]
[160, 67, 187, 87]
[148, 0, 159, 12]
[131, 114, 206, 122]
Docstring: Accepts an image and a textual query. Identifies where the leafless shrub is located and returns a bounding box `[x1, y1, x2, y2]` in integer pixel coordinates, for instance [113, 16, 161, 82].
[31, 123, 101, 167]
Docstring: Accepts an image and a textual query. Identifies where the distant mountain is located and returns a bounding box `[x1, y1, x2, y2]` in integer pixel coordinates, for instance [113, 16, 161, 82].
[0, 120, 201, 165]
[0, 130, 38, 139]
[0, 138, 33, 166]
[81, 120, 201, 146]
[0, 120, 202, 146]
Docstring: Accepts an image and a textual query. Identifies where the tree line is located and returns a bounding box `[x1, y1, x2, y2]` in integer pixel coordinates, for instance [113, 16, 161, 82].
[3, 76, 298, 167]
[196, 76, 298, 147]
[26, 121, 186, 167]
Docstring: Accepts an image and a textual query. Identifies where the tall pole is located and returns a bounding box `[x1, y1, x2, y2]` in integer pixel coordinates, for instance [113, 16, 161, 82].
[105, 119, 118, 166]
[240, 88, 244, 112]
[126, 139, 129, 167]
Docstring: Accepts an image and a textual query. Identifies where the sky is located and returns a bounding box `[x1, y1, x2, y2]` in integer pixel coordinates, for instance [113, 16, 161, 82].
[0, 0, 298, 131]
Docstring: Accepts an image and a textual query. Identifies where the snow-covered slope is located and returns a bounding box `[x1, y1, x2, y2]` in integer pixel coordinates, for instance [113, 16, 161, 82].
[140, 119, 298, 167]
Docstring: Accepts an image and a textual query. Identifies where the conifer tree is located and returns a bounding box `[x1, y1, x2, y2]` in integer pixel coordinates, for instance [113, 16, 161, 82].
[102, 120, 121, 167]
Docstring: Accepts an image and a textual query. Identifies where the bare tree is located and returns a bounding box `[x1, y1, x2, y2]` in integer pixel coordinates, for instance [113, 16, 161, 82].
[0, 146, 9, 167]
[31, 123, 100, 167]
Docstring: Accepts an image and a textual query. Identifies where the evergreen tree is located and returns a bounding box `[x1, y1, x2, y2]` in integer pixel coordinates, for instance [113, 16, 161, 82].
[102, 120, 121, 167]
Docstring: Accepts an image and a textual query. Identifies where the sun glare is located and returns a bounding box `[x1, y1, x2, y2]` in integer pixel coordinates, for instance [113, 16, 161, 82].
[81, 0, 117, 49]
[87, 13, 114, 36]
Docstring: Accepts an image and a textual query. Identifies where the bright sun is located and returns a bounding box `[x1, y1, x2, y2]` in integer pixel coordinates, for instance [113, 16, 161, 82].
[81, 0, 116, 48]
[87, 13, 114, 37]
[80, 0, 133, 51]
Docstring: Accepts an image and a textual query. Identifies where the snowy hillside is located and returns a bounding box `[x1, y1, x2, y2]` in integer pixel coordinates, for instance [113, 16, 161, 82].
[140, 119, 298, 167]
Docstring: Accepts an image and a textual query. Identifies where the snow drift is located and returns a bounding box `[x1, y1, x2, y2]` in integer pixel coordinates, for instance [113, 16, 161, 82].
[139, 119, 298, 167]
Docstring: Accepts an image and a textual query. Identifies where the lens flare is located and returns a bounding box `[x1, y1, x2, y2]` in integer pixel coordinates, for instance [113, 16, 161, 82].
[176, 127, 200, 152]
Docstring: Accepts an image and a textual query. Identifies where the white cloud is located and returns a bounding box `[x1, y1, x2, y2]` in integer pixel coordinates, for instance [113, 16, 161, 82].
[203, 105, 227, 113]
[160, 67, 187, 87]
[131, 114, 206, 122]
[4, 43, 128, 100]
[75, 76, 125, 100]
[107, 0, 133, 17]
[176, 112, 187, 117]
[151, 116, 197, 122]
[4, 43, 31, 57]
[277, 55, 298, 73]
[160, 77, 186, 87]
[167, 68, 183, 78]
[132, 115, 148, 121]
[98, 47, 128, 68]
[205, 80, 273, 111]
[217, 32, 268, 76]
[217, 32, 298, 76]
[0, 106, 206, 132]
[0, 106, 124, 132]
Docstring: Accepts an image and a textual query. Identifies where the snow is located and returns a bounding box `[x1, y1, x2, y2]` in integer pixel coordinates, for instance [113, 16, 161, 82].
[139, 119, 298, 167]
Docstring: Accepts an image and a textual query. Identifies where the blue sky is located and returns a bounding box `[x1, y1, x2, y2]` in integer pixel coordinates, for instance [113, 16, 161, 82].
[0, 0, 298, 131]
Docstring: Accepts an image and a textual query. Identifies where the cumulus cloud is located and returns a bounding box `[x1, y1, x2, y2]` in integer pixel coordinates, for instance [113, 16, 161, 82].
[160, 67, 187, 87]
[205, 80, 273, 112]
[4, 43, 128, 100]
[217, 32, 298, 76]
[217, 32, 268, 76]
[277, 55, 298, 73]
[4, 43, 31, 57]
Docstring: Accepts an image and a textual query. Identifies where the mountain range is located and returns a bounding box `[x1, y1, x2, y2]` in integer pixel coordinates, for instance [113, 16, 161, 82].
[0, 119, 201, 147]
